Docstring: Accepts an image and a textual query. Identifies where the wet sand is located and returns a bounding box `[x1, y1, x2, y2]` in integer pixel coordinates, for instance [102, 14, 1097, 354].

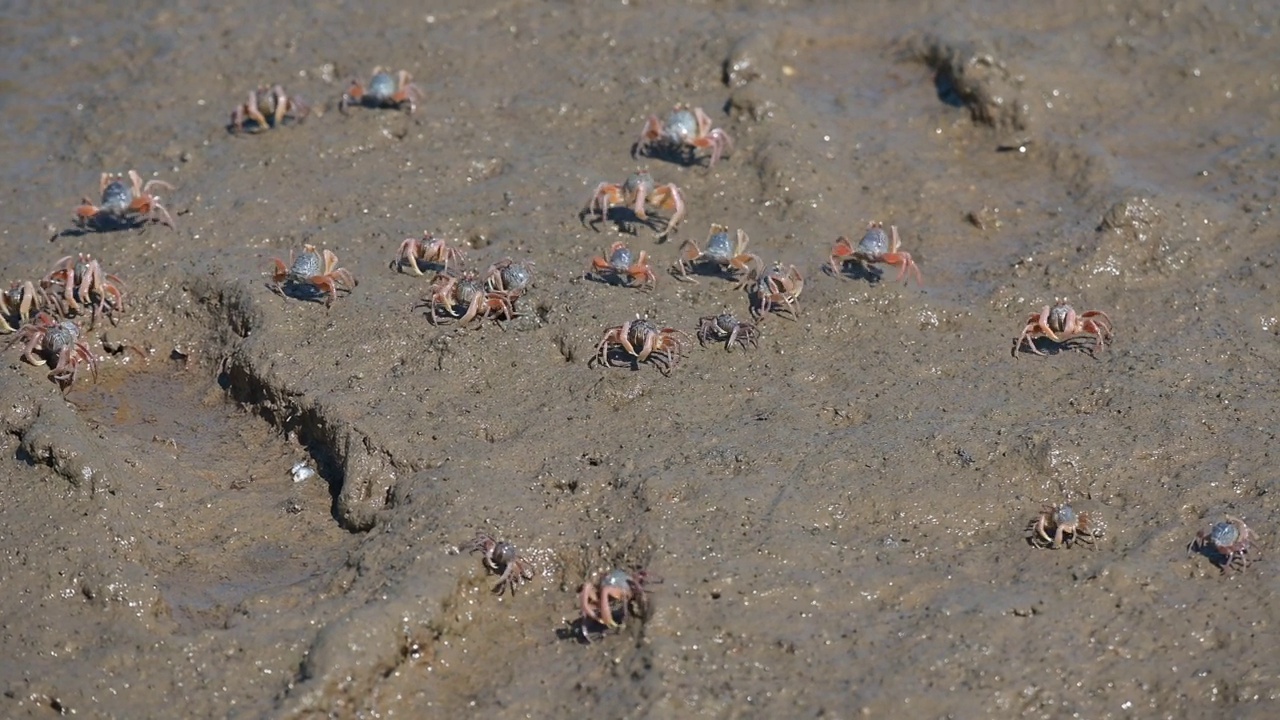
[1, 1, 1278, 717]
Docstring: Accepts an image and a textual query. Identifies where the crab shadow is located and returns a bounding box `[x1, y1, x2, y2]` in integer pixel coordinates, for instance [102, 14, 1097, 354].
[390, 257, 449, 275]
[671, 262, 752, 285]
[822, 260, 884, 284]
[1186, 543, 1245, 574]
[579, 207, 671, 240]
[49, 220, 150, 242]
[555, 607, 639, 645]
[583, 272, 647, 290]
[1010, 338, 1101, 359]
[588, 348, 673, 376]
[225, 117, 304, 135]
[268, 281, 343, 306]
[630, 141, 708, 168]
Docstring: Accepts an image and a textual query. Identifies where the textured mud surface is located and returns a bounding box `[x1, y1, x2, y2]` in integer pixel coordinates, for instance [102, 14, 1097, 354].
[1, 1, 1278, 718]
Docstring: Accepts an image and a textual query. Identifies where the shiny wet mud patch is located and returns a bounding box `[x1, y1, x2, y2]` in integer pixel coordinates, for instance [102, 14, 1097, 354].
[74, 366, 353, 632]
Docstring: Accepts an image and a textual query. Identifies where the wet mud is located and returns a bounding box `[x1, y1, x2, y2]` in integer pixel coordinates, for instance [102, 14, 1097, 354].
[1, 0, 1278, 718]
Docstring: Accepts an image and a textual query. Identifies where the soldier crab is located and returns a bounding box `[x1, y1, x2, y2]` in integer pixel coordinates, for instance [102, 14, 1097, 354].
[1188, 515, 1256, 573]
[585, 241, 657, 290]
[458, 532, 535, 596]
[577, 568, 659, 641]
[633, 104, 734, 167]
[73, 170, 175, 231]
[268, 244, 357, 306]
[8, 312, 98, 390]
[1028, 504, 1101, 549]
[582, 168, 686, 239]
[340, 67, 424, 114]
[42, 254, 126, 328]
[594, 316, 690, 375]
[697, 312, 759, 351]
[1014, 299, 1114, 357]
[827, 222, 922, 285]
[746, 262, 803, 320]
[393, 231, 467, 276]
[229, 84, 310, 133]
[671, 224, 762, 284]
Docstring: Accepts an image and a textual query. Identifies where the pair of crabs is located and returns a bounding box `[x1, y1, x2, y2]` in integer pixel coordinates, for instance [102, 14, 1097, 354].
[41, 254, 127, 329]
[1031, 504, 1258, 574]
[420, 270, 521, 328]
[228, 67, 421, 133]
[582, 105, 732, 238]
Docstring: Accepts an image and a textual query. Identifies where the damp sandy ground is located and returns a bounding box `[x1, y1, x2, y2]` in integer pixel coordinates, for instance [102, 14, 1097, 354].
[1, 1, 1278, 717]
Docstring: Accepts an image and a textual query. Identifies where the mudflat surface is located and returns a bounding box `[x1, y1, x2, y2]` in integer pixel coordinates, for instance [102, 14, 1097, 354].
[1, 1, 1278, 717]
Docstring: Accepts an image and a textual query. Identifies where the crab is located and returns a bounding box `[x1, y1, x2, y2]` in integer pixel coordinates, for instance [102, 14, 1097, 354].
[393, 232, 467, 276]
[339, 67, 424, 114]
[458, 532, 535, 596]
[1028, 504, 1101, 549]
[268, 244, 357, 306]
[1188, 515, 1256, 572]
[746, 262, 804, 319]
[483, 258, 536, 299]
[585, 241, 657, 290]
[671, 224, 762, 283]
[0, 281, 49, 333]
[827, 222, 922, 285]
[577, 568, 659, 640]
[74, 170, 175, 231]
[1014, 299, 1114, 357]
[697, 312, 759, 352]
[582, 169, 686, 238]
[229, 84, 310, 133]
[8, 312, 99, 390]
[41, 254, 126, 329]
[633, 104, 734, 167]
[419, 271, 517, 327]
[594, 315, 690, 375]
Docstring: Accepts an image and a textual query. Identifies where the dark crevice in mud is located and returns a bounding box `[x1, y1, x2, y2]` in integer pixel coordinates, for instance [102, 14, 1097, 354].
[906, 31, 1032, 133]
[198, 276, 402, 533]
